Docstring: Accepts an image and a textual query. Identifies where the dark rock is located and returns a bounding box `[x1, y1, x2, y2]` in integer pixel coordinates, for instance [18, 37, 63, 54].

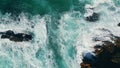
[1, 35, 10, 38]
[24, 34, 32, 41]
[114, 36, 120, 47]
[80, 63, 90, 68]
[10, 33, 25, 41]
[1, 30, 14, 39]
[83, 52, 98, 64]
[10, 36, 23, 42]
[117, 23, 120, 26]
[5, 30, 14, 36]
[14, 33, 24, 38]
[94, 45, 103, 49]
[10, 33, 32, 42]
[0, 30, 32, 42]
[81, 35, 120, 68]
[94, 45, 104, 55]
[112, 52, 120, 63]
[85, 13, 99, 22]
[102, 41, 115, 53]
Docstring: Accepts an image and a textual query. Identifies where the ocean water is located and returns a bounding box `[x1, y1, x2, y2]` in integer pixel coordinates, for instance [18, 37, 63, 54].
[0, 0, 120, 68]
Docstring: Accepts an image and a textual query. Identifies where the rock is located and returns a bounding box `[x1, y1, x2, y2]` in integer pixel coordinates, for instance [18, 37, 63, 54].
[24, 34, 32, 41]
[117, 23, 120, 26]
[1, 34, 10, 38]
[114, 36, 120, 47]
[10, 33, 32, 42]
[80, 63, 90, 68]
[81, 35, 120, 68]
[9, 33, 24, 42]
[10, 36, 23, 42]
[94, 45, 103, 49]
[102, 41, 115, 53]
[1, 30, 14, 39]
[5, 30, 14, 36]
[85, 13, 99, 22]
[94, 45, 103, 55]
[111, 52, 120, 63]
[1, 30, 32, 42]
[82, 52, 98, 64]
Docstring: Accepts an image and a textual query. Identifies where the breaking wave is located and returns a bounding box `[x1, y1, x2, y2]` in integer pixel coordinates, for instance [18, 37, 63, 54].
[0, 0, 120, 68]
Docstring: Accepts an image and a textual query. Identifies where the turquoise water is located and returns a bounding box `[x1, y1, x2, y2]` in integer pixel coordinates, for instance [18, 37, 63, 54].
[0, 0, 92, 15]
[0, 0, 120, 68]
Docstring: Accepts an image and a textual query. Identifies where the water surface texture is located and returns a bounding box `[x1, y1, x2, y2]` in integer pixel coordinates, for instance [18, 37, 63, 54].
[0, 0, 120, 68]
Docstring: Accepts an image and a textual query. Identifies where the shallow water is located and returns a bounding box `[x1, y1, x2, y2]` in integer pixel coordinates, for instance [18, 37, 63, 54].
[0, 0, 120, 68]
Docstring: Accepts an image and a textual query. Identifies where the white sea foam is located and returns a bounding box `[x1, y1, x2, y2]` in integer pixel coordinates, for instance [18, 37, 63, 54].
[0, 0, 120, 68]
[75, 0, 120, 66]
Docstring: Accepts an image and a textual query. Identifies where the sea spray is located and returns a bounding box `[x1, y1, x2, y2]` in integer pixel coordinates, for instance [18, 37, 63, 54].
[0, 0, 120, 68]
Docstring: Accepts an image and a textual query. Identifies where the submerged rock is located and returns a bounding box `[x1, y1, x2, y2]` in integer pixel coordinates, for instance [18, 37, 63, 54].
[85, 13, 99, 22]
[0, 30, 32, 42]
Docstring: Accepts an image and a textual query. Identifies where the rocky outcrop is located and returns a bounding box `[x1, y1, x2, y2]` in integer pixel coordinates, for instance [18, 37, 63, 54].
[85, 13, 99, 22]
[80, 34, 120, 68]
[1, 30, 32, 42]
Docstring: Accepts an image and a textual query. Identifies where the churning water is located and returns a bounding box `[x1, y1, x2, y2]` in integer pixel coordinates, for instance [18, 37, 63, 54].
[0, 0, 120, 68]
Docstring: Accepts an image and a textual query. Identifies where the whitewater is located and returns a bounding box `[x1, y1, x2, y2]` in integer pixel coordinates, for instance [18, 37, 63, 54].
[0, 0, 120, 68]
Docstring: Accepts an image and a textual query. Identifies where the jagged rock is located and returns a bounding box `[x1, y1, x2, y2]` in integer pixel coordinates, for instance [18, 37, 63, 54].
[1, 30, 32, 42]
[81, 35, 120, 68]
[85, 13, 99, 22]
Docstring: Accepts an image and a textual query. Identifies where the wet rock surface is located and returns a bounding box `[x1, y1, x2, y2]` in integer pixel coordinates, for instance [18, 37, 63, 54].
[0, 30, 32, 42]
[85, 13, 99, 22]
[81, 33, 120, 68]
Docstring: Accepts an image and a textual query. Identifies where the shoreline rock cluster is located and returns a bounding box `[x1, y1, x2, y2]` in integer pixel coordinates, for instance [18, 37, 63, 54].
[80, 33, 120, 68]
